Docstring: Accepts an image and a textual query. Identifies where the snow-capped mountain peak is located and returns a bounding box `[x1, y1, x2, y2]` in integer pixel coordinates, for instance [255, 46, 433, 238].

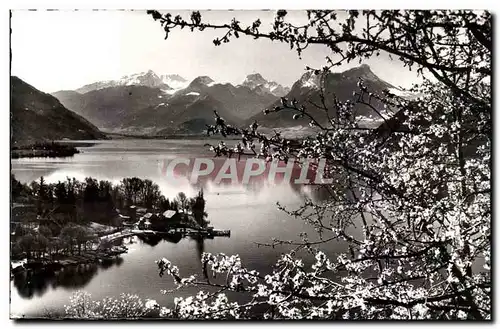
[242, 73, 267, 87]
[160, 74, 189, 91]
[75, 70, 173, 93]
[297, 71, 322, 89]
[296, 64, 389, 91]
[240, 73, 290, 97]
[117, 70, 167, 89]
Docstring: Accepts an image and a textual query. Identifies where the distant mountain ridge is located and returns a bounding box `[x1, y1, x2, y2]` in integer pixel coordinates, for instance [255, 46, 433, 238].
[160, 74, 189, 91]
[248, 64, 395, 128]
[75, 70, 175, 94]
[51, 65, 397, 135]
[52, 71, 286, 135]
[11, 76, 105, 145]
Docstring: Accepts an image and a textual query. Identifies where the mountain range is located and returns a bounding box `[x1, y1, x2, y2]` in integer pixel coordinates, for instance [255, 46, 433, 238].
[241, 73, 290, 97]
[74, 70, 187, 94]
[249, 64, 395, 128]
[52, 70, 290, 135]
[12, 65, 399, 141]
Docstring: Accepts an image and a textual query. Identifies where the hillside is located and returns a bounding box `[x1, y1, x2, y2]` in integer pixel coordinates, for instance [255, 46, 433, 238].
[10, 76, 105, 146]
[247, 64, 395, 128]
[53, 85, 167, 129]
[170, 75, 278, 120]
[53, 72, 281, 135]
[123, 93, 241, 135]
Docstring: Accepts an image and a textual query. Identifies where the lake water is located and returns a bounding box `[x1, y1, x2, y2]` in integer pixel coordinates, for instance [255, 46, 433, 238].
[10, 139, 345, 318]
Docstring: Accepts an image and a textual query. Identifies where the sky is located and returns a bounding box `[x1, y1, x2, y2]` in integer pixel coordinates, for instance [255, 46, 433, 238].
[11, 10, 420, 93]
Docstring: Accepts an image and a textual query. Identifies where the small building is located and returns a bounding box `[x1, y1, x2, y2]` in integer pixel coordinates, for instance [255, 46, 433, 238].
[163, 210, 177, 219]
[163, 210, 183, 225]
[143, 213, 158, 221]
[137, 218, 151, 230]
[148, 210, 182, 231]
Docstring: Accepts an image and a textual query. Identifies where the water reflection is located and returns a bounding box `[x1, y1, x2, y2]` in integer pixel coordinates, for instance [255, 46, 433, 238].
[12, 257, 123, 299]
[136, 232, 183, 246]
[10, 140, 344, 317]
[136, 233, 205, 263]
[194, 237, 204, 263]
[11, 233, 207, 302]
[11, 139, 339, 204]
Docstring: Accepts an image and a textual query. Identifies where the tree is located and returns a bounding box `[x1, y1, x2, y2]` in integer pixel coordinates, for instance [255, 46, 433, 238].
[66, 178, 78, 205]
[49, 237, 63, 258]
[59, 224, 90, 254]
[33, 234, 49, 259]
[176, 192, 188, 212]
[83, 177, 99, 203]
[15, 229, 49, 259]
[121, 177, 145, 205]
[38, 225, 52, 238]
[17, 234, 35, 259]
[148, 10, 490, 105]
[64, 177, 78, 221]
[64, 291, 160, 319]
[139, 10, 491, 320]
[73, 226, 89, 254]
[38, 176, 47, 201]
[140, 179, 161, 210]
[111, 185, 125, 210]
[120, 178, 134, 206]
[99, 180, 116, 223]
[59, 225, 75, 254]
[191, 190, 208, 228]
[11, 174, 31, 202]
[34, 176, 48, 213]
[61, 224, 95, 254]
[158, 196, 171, 212]
[170, 199, 179, 211]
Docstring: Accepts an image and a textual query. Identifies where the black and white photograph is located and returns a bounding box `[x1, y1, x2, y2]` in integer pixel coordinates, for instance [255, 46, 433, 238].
[9, 9, 492, 320]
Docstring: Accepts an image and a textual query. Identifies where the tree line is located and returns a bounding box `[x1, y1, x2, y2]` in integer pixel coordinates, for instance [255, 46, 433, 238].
[12, 174, 198, 226]
[11, 174, 207, 261]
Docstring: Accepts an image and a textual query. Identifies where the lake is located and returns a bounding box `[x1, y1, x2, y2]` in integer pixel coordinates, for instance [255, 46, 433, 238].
[10, 139, 345, 318]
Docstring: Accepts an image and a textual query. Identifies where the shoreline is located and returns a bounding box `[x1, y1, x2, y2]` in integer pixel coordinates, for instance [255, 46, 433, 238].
[11, 227, 231, 278]
[11, 245, 128, 278]
[11, 142, 81, 159]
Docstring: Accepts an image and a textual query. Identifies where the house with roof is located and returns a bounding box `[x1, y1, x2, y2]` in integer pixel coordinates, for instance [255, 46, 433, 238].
[137, 212, 156, 230]
[162, 210, 177, 220]
[146, 210, 182, 231]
